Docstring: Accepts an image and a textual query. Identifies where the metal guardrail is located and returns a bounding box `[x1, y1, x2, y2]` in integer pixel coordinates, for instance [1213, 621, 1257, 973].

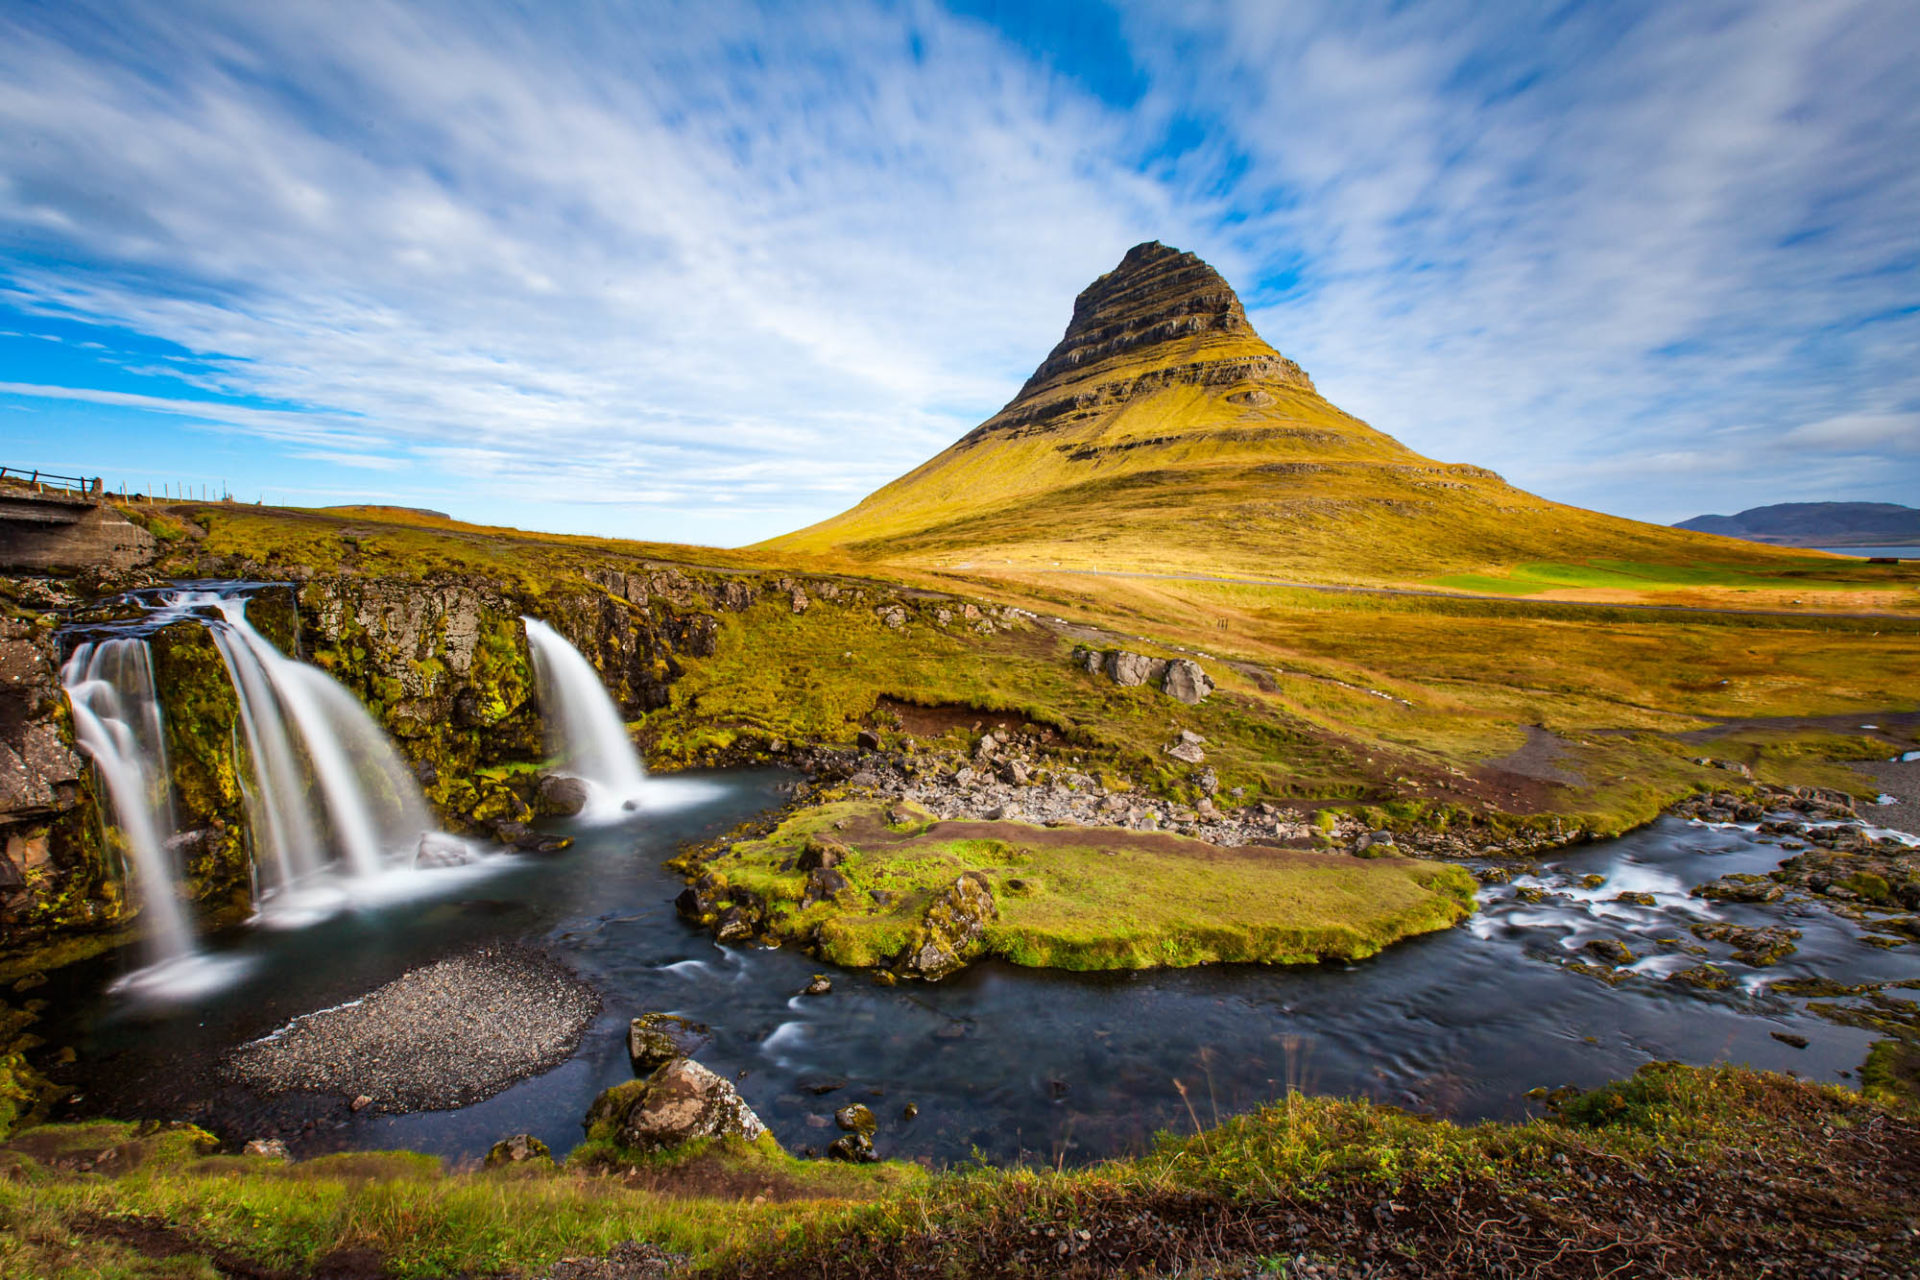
[0, 465, 101, 496]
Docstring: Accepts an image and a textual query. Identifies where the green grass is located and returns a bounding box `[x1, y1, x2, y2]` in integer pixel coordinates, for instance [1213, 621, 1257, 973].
[702, 802, 1477, 971]
[1429, 558, 1876, 597]
[3, 1064, 1911, 1277]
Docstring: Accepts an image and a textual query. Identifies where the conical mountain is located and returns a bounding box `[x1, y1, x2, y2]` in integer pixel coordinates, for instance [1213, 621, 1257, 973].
[766, 243, 1805, 583]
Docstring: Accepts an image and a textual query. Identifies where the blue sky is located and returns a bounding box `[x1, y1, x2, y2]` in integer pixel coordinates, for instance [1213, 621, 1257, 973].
[1, 0, 1914, 545]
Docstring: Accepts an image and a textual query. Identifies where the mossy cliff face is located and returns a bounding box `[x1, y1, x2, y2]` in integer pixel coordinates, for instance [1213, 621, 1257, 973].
[0, 612, 119, 948]
[146, 620, 251, 912]
[291, 570, 744, 828]
[297, 576, 544, 823]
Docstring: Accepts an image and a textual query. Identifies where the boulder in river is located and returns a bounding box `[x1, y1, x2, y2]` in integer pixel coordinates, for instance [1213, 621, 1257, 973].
[894, 872, 997, 981]
[535, 774, 590, 818]
[415, 832, 476, 868]
[1691, 922, 1800, 967]
[828, 1131, 877, 1163]
[629, 1013, 713, 1074]
[834, 1103, 876, 1133]
[1692, 874, 1784, 904]
[583, 1058, 771, 1153]
[1584, 938, 1635, 967]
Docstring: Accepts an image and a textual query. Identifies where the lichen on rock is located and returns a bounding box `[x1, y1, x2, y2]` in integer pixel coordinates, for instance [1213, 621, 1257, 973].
[894, 871, 998, 981]
[583, 1057, 772, 1154]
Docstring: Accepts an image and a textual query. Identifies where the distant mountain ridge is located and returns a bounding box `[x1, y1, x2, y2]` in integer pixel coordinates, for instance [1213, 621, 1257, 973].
[1675, 502, 1920, 547]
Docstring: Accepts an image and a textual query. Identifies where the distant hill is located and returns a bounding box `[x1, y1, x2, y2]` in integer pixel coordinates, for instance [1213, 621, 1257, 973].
[1674, 502, 1920, 547]
[764, 241, 1819, 583]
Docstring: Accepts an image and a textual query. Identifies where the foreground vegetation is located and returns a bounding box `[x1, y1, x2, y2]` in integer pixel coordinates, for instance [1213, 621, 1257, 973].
[0, 1063, 1913, 1278]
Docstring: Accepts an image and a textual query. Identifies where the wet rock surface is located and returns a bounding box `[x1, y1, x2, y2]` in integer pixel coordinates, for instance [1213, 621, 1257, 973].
[584, 1057, 769, 1153]
[223, 946, 599, 1112]
[628, 1012, 712, 1074]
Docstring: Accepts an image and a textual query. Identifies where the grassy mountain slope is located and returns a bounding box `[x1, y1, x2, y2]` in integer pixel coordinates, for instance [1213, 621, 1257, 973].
[763, 243, 1845, 595]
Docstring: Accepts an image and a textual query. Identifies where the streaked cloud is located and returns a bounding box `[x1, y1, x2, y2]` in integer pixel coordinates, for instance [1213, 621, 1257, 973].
[0, 0, 1913, 541]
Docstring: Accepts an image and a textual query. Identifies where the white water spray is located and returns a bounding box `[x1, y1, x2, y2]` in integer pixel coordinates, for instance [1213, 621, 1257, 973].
[62, 639, 195, 970]
[522, 617, 649, 820]
[184, 592, 445, 901]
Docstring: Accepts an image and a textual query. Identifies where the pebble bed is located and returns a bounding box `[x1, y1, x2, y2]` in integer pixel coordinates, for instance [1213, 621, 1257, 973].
[223, 945, 600, 1113]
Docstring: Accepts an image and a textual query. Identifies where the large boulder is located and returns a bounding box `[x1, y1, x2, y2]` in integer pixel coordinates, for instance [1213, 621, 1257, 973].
[583, 1058, 770, 1153]
[1161, 659, 1214, 704]
[1164, 729, 1207, 765]
[1105, 650, 1169, 688]
[628, 1013, 712, 1074]
[895, 872, 998, 981]
[535, 774, 590, 818]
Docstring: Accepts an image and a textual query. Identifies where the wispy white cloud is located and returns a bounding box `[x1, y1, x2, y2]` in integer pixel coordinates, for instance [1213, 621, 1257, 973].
[0, 0, 1913, 539]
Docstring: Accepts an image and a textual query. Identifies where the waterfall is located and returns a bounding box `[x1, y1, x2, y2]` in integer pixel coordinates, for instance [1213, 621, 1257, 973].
[62, 639, 196, 970]
[522, 617, 650, 820]
[183, 591, 453, 911]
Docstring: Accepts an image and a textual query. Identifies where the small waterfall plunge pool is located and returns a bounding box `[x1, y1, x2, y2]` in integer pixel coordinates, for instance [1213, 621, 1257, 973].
[38, 774, 1918, 1169]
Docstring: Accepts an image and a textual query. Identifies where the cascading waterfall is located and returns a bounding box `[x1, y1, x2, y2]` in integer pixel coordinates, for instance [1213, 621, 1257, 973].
[61, 639, 196, 970]
[522, 617, 651, 820]
[58, 585, 499, 998]
[184, 591, 460, 916]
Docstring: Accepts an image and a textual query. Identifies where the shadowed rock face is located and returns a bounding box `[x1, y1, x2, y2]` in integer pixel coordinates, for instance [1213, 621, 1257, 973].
[973, 240, 1313, 439]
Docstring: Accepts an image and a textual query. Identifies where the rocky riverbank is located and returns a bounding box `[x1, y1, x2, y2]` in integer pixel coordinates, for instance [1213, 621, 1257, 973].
[777, 735, 1588, 860]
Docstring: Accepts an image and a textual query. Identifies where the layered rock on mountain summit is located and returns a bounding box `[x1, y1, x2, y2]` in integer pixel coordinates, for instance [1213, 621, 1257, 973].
[767, 242, 1809, 582]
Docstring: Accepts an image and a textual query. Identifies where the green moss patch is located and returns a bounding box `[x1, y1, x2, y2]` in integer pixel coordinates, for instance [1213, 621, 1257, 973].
[706, 802, 1475, 971]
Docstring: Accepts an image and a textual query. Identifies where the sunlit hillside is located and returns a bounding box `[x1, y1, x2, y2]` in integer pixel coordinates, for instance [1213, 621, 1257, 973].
[766, 243, 1886, 611]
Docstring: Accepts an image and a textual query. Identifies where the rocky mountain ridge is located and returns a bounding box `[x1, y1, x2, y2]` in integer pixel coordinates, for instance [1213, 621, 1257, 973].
[765, 242, 1820, 582]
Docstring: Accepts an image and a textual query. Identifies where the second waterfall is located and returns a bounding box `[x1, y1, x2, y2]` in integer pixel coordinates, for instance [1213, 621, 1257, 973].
[521, 617, 652, 821]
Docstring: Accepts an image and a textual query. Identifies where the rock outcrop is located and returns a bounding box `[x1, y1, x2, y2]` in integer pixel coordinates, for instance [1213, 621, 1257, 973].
[1074, 647, 1213, 704]
[484, 1133, 553, 1167]
[894, 872, 998, 980]
[582, 1057, 771, 1153]
[975, 241, 1315, 437]
[0, 614, 111, 944]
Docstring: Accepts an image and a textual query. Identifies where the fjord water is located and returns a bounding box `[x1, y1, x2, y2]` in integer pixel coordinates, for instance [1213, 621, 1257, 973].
[49, 784, 1911, 1169]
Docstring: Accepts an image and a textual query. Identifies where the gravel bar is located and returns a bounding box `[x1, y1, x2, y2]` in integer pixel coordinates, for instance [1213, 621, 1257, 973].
[223, 945, 600, 1113]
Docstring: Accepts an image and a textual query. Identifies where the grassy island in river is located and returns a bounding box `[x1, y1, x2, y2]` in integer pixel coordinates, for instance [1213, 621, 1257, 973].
[673, 801, 1477, 974]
